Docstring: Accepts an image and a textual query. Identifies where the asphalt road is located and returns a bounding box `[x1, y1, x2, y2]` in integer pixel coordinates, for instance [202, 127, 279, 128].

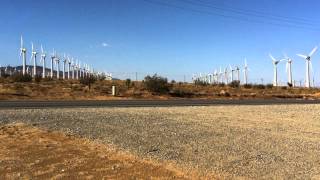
[0, 99, 320, 109]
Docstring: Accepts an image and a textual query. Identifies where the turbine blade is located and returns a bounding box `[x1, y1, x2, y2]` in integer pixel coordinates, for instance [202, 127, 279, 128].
[309, 46, 318, 57]
[31, 42, 34, 52]
[269, 53, 276, 62]
[296, 54, 308, 59]
[41, 45, 44, 54]
[20, 36, 23, 49]
[310, 61, 313, 74]
[283, 52, 288, 59]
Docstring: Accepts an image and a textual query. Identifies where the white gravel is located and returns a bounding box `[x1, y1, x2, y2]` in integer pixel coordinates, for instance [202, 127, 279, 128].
[1, 105, 320, 179]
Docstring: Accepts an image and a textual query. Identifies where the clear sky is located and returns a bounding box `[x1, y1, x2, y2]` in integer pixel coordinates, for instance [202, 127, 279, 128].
[0, 0, 320, 83]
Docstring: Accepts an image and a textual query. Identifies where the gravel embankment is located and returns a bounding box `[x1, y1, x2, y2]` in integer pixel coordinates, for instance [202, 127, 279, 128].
[1, 105, 320, 179]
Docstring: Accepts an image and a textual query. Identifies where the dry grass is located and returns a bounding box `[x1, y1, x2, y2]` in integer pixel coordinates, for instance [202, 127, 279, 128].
[1, 105, 320, 178]
[0, 78, 319, 100]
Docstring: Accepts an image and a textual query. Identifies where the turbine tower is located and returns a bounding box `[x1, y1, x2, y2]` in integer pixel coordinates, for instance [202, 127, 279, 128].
[30, 42, 37, 77]
[229, 65, 235, 82]
[283, 53, 293, 86]
[67, 56, 71, 79]
[55, 53, 60, 79]
[235, 66, 240, 82]
[62, 54, 67, 79]
[50, 49, 55, 78]
[297, 46, 318, 88]
[243, 58, 248, 84]
[71, 58, 75, 79]
[40, 45, 46, 78]
[269, 54, 284, 87]
[224, 67, 229, 84]
[20, 36, 27, 75]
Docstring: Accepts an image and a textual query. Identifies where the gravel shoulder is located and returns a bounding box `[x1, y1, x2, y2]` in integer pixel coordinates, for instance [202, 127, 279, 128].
[1, 105, 320, 178]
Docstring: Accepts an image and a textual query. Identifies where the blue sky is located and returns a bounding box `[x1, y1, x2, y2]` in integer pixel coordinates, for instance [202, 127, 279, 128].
[0, 0, 320, 83]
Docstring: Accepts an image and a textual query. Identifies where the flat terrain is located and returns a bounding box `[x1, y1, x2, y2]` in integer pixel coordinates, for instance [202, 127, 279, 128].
[1, 99, 320, 109]
[1, 105, 320, 178]
[0, 123, 190, 179]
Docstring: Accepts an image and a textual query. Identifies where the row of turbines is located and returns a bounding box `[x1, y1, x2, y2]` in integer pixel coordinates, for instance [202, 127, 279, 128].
[193, 59, 249, 85]
[18, 36, 102, 79]
[270, 46, 318, 88]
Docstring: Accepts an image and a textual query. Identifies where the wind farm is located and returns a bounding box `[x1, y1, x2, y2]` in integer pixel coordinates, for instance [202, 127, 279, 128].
[2, 0, 320, 179]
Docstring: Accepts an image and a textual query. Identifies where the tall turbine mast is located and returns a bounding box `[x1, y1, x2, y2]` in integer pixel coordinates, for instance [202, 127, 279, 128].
[297, 46, 318, 88]
[284, 53, 293, 86]
[40, 45, 46, 78]
[269, 54, 284, 87]
[243, 58, 248, 84]
[20, 36, 27, 75]
[50, 49, 55, 78]
[30, 42, 37, 77]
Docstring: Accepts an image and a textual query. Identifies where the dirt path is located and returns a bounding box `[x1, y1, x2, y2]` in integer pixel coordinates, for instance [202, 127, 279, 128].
[0, 123, 195, 179]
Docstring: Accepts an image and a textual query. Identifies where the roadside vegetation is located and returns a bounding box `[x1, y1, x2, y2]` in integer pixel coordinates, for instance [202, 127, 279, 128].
[0, 73, 319, 100]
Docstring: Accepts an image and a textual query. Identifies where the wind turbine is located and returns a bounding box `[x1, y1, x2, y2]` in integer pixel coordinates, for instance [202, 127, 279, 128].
[75, 60, 79, 79]
[20, 36, 27, 75]
[297, 46, 318, 88]
[55, 52, 60, 79]
[224, 67, 229, 84]
[229, 65, 235, 82]
[62, 54, 67, 79]
[71, 58, 75, 79]
[218, 67, 223, 83]
[40, 45, 46, 78]
[243, 58, 249, 84]
[235, 66, 240, 82]
[50, 49, 55, 78]
[67, 56, 71, 79]
[283, 53, 293, 86]
[269, 54, 284, 87]
[30, 43, 38, 77]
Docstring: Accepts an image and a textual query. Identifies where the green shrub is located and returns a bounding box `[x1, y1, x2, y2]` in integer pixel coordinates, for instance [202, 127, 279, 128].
[253, 84, 265, 89]
[194, 79, 208, 86]
[125, 78, 131, 89]
[243, 83, 252, 89]
[34, 74, 42, 83]
[11, 73, 32, 82]
[143, 74, 170, 93]
[43, 77, 53, 81]
[228, 80, 240, 88]
[80, 75, 97, 90]
[169, 89, 194, 97]
[266, 84, 273, 89]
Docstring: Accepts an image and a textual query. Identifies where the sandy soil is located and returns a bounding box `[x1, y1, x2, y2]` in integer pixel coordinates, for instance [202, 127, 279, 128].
[0, 123, 196, 179]
[1, 105, 320, 179]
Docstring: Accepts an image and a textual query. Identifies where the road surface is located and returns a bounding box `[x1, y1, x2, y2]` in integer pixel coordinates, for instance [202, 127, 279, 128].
[0, 99, 320, 109]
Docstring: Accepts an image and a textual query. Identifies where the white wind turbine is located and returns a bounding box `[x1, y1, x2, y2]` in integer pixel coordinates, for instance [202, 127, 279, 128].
[229, 65, 235, 82]
[297, 46, 318, 88]
[67, 56, 71, 79]
[243, 58, 249, 84]
[40, 45, 46, 78]
[224, 67, 229, 84]
[55, 53, 60, 79]
[235, 66, 240, 81]
[283, 53, 293, 86]
[20, 36, 27, 75]
[219, 67, 223, 83]
[50, 49, 55, 78]
[269, 54, 284, 87]
[71, 58, 75, 79]
[62, 54, 67, 79]
[30, 42, 37, 77]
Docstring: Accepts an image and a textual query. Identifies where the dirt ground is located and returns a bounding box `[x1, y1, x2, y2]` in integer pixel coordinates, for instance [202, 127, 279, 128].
[0, 123, 198, 179]
[2, 105, 320, 179]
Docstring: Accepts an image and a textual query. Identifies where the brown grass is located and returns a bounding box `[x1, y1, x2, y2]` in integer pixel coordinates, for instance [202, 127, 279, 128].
[0, 78, 319, 100]
[0, 123, 205, 179]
